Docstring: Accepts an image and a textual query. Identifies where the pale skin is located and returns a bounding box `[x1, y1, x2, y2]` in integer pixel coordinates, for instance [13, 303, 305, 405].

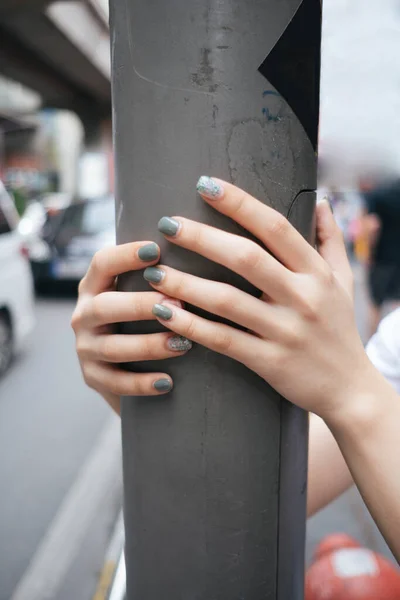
[72, 177, 400, 561]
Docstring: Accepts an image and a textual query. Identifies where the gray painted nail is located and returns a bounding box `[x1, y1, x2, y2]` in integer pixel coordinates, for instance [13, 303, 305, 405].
[196, 175, 223, 199]
[152, 303, 173, 320]
[144, 267, 165, 284]
[158, 216, 180, 237]
[167, 335, 192, 352]
[138, 243, 159, 262]
[153, 378, 173, 393]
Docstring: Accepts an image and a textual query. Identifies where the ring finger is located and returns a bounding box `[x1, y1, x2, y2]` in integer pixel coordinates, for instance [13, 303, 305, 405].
[81, 332, 192, 363]
[144, 264, 283, 339]
[157, 216, 295, 301]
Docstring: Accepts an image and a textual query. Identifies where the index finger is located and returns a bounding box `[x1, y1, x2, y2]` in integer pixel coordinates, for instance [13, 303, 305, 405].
[196, 176, 323, 273]
[80, 241, 160, 295]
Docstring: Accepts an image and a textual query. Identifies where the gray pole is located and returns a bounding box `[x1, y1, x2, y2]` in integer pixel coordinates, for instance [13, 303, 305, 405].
[110, 0, 321, 597]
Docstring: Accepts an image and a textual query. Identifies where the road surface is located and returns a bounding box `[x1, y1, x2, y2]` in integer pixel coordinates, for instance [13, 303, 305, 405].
[0, 292, 122, 600]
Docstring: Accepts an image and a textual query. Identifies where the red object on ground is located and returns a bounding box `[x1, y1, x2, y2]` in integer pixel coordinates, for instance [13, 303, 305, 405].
[314, 533, 361, 562]
[306, 535, 400, 600]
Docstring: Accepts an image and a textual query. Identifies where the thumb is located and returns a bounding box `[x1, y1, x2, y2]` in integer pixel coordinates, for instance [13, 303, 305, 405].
[316, 199, 354, 296]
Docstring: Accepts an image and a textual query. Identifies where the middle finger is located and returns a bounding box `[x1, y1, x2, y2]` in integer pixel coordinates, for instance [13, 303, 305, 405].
[82, 291, 182, 328]
[143, 264, 284, 339]
[157, 216, 294, 301]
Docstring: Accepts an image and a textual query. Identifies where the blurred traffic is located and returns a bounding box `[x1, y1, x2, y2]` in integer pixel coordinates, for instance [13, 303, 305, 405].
[27, 194, 115, 288]
[0, 182, 35, 377]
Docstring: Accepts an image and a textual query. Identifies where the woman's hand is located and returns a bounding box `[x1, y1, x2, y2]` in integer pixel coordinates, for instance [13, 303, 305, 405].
[71, 241, 192, 414]
[144, 176, 375, 423]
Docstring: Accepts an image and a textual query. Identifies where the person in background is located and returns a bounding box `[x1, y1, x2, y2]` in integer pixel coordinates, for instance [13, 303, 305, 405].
[359, 178, 400, 336]
[72, 177, 400, 561]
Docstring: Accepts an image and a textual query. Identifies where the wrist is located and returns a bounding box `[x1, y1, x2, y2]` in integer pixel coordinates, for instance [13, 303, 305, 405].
[321, 363, 393, 437]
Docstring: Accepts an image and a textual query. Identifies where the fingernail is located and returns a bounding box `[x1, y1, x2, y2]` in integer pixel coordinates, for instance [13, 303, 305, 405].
[138, 242, 159, 262]
[144, 267, 165, 284]
[318, 196, 334, 214]
[152, 303, 173, 320]
[158, 217, 180, 237]
[167, 335, 192, 352]
[153, 378, 173, 393]
[196, 175, 223, 199]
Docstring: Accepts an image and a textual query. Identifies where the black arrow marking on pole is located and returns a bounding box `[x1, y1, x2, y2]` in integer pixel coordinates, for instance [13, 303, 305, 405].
[258, 0, 322, 150]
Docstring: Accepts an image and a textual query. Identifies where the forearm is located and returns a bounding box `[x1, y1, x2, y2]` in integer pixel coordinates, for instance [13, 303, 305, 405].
[326, 372, 400, 561]
[307, 414, 353, 517]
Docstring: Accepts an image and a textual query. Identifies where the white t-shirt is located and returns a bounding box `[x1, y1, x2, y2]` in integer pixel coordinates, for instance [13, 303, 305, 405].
[366, 308, 400, 394]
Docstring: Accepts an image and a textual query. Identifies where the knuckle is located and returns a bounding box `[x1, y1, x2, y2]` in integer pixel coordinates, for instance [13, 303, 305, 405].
[284, 323, 304, 349]
[134, 293, 147, 319]
[236, 242, 263, 271]
[108, 377, 123, 395]
[318, 264, 335, 286]
[102, 368, 126, 395]
[142, 335, 158, 360]
[190, 224, 206, 253]
[81, 362, 95, 387]
[91, 294, 106, 323]
[185, 317, 198, 341]
[91, 249, 108, 276]
[75, 336, 88, 358]
[99, 336, 119, 362]
[231, 190, 247, 215]
[271, 349, 287, 377]
[111, 373, 143, 397]
[212, 329, 233, 354]
[269, 213, 289, 238]
[170, 272, 186, 300]
[132, 377, 147, 396]
[77, 277, 87, 296]
[293, 275, 325, 321]
[70, 308, 82, 331]
[301, 290, 324, 321]
[212, 285, 234, 314]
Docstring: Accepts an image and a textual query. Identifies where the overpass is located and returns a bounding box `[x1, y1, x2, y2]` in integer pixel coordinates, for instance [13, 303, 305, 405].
[0, 0, 111, 139]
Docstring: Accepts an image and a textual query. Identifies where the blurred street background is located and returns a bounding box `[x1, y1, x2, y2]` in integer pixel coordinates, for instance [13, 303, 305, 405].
[0, 0, 399, 598]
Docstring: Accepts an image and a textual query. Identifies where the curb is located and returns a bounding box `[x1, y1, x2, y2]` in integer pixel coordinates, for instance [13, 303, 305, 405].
[92, 510, 125, 600]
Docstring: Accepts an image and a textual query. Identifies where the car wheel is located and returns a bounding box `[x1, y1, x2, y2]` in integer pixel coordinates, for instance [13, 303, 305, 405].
[0, 313, 13, 377]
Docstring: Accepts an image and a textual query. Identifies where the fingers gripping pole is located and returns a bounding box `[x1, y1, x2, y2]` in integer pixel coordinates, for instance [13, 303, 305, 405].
[110, 0, 322, 597]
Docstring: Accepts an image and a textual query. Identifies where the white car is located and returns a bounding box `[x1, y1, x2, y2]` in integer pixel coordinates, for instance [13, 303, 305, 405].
[0, 183, 35, 376]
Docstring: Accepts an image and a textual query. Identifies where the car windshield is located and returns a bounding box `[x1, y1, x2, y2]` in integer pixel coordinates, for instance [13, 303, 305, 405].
[62, 197, 115, 236]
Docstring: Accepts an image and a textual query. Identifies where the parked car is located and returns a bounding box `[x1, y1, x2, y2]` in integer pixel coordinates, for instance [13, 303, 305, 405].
[40, 192, 73, 214]
[29, 195, 115, 287]
[17, 200, 47, 243]
[0, 182, 35, 377]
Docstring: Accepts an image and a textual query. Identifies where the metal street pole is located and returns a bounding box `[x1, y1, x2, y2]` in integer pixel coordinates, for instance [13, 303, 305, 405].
[110, 0, 321, 597]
